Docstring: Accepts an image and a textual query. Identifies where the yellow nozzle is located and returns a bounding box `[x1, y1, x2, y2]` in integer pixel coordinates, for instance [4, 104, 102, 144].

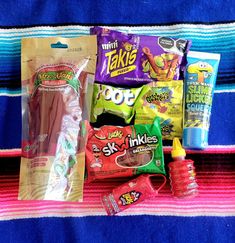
[171, 138, 186, 158]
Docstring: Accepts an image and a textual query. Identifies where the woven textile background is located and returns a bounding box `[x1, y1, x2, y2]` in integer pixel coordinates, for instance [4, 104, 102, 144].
[0, 1, 235, 242]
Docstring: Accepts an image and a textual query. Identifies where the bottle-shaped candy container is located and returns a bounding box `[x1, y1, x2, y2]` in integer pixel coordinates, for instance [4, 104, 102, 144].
[168, 138, 198, 198]
[101, 174, 166, 215]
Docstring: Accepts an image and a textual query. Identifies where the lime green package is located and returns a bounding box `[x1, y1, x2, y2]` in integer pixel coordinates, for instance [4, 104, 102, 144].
[91, 83, 143, 123]
[135, 80, 183, 140]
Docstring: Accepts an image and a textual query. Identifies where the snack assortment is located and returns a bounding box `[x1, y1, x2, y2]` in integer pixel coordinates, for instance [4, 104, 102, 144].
[18, 27, 220, 214]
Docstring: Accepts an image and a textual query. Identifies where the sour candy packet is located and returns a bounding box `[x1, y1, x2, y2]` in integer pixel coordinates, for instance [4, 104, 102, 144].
[135, 80, 184, 140]
[86, 118, 165, 182]
[90, 83, 144, 124]
[19, 36, 97, 201]
[91, 26, 191, 86]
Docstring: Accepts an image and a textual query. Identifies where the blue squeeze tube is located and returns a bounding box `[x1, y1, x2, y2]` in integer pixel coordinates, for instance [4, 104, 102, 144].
[183, 51, 220, 149]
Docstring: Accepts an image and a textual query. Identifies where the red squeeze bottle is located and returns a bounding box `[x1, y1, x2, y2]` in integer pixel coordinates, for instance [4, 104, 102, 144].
[168, 138, 198, 198]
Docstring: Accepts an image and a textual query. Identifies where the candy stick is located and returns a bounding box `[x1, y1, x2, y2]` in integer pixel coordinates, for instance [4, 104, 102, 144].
[166, 54, 179, 79]
[142, 47, 159, 74]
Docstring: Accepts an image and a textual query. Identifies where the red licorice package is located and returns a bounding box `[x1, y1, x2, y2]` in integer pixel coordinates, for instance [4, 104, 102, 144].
[19, 36, 97, 201]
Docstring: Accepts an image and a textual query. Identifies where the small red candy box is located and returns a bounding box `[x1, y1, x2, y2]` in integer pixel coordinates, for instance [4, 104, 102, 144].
[101, 174, 166, 215]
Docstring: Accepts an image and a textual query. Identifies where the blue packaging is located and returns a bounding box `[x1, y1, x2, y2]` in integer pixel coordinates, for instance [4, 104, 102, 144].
[183, 51, 220, 150]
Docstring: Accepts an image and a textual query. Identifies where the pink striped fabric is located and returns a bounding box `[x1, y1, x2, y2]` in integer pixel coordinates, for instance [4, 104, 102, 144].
[0, 149, 21, 157]
[1, 164, 235, 220]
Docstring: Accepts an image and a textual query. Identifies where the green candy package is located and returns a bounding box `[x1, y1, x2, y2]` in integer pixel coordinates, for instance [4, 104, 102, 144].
[91, 83, 144, 123]
[135, 80, 183, 140]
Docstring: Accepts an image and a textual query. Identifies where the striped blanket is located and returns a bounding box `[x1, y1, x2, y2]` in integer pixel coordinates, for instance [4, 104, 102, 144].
[0, 1, 235, 242]
[1, 25, 235, 154]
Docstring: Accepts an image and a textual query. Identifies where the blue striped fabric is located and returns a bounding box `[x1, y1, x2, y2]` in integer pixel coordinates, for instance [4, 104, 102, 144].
[0, 25, 235, 152]
[0, 0, 234, 26]
[1, 24, 235, 88]
[0, 91, 234, 150]
[0, 216, 235, 243]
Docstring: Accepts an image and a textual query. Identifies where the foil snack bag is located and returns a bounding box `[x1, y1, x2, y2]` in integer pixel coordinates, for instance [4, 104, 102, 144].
[91, 27, 191, 86]
[135, 81, 184, 140]
[86, 118, 165, 182]
[19, 36, 97, 201]
[90, 83, 144, 124]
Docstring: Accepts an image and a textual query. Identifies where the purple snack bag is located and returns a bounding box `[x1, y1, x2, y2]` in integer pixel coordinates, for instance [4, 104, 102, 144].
[91, 27, 191, 87]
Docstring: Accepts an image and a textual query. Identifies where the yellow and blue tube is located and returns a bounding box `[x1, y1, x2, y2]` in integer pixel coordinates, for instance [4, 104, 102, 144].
[183, 51, 220, 150]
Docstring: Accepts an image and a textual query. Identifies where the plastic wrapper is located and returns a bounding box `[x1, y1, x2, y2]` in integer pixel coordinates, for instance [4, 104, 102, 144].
[90, 83, 144, 123]
[135, 80, 183, 140]
[86, 118, 165, 182]
[19, 36, 97, 201]
[91, 26, 191, 86]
